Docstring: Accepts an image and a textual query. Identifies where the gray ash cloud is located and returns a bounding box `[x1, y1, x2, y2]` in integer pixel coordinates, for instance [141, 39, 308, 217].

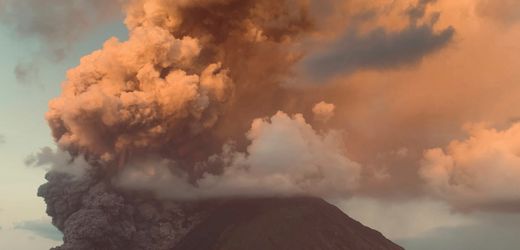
[39, 171, 210, 250]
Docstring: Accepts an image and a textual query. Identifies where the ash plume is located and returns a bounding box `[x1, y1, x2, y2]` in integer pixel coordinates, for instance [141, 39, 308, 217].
[46, 0, 316, 168]
[39, 0, 342, 248]
[35, 0, 456, 249]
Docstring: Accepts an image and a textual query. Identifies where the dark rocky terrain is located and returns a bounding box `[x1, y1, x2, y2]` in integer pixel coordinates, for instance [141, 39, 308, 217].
[175, 197, 404, 250]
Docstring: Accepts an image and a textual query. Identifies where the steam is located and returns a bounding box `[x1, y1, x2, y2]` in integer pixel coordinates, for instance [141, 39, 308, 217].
[115, 111, 361, 199]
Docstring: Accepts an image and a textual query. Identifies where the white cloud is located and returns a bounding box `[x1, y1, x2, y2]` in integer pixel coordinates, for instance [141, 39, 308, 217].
[420, 123, 520, 211]
[312, 101, 335, 122]
[115, 111, 362, 199]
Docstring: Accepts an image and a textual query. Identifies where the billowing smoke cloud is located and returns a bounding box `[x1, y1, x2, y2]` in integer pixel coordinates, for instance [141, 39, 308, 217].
[38, 170, 214, 249]
[38, 0, 355, 248]
[115, 111, 361, 199]
[46, 0, 323, 169]
[0, 134, 5, 145]
[46, 26, 227, 166]
[420, 123, 520, 212]
[33, 0, 465, 249]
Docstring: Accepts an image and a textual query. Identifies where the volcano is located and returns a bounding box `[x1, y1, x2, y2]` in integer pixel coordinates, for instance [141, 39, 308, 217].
[174, 197, 404, 250]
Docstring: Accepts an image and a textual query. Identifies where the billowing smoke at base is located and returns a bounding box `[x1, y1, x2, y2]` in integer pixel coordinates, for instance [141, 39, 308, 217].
[37, 0, 349, 248]
[33, 0, 458, 248]
[38, 171, 215, 250]
[37, 109, 361, 249]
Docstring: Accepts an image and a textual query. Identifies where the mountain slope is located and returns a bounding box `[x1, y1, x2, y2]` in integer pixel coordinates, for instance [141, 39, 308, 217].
[174, 197, 404, 250]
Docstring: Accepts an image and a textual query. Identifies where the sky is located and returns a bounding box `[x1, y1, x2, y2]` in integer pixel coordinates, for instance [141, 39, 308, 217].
[0, 9, 128, 249]
[1, 0, 520, 249]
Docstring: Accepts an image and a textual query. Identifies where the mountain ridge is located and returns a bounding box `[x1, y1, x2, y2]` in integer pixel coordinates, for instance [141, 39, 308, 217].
[174, 197, 404, 250]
